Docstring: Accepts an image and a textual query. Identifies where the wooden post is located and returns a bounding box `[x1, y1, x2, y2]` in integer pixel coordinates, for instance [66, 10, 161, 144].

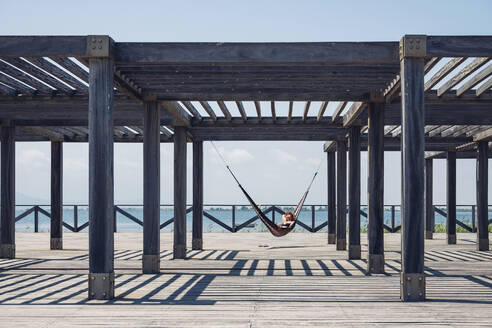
[192, 140, 203, 249]
[74, 205, 78, 232]
[327, 151, 336, 244]
[87, 36, 115, 300]
[0, 126, 15, 259]
[367, 102, 385, 273]
[348, 126, 361, 259]
[50, 141, 63, 250]
[174, 126, 187, 259]
[143, 101, 160, 273]
[336, 140, 347, 251]
[446, 151, 457, 245]
[424, 158, 434, 239]
[476, 141, 489, 251]
[400, 35, 426, 301]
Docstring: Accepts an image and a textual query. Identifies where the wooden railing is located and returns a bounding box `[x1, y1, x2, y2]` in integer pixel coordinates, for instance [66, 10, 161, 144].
[14, 204, 492, 233]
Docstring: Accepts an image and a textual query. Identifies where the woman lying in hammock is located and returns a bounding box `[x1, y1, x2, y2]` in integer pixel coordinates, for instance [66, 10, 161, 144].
[278, 211, 296, 229]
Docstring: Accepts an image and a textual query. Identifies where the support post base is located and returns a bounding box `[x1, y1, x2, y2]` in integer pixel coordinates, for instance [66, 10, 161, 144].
[447, 234, 456, 245]
[50, 238, 63, 250]
[142, 254, 160, 273]
[336, 238, 346, 251]
[425, 231, 433, 240]
[328, 234, 336, 244]
[368, 254, 385, 274]
[0, 244, 15, 259]
[192, 238, 203, 250]
[348, 245, 361, 260]
[88, 272, 114, 300]
[400, 273, 425, 301]
[173, 244, 186, 259]
[477, 238, 489, 251]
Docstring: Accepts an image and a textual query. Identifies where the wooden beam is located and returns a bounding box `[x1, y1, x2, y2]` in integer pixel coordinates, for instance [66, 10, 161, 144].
[235, 101, 247, 122]
[316, 101, 328, 122]
[287, 101, 293, 122]
[302, 101, 311, 121]
[192, 140, 203, 250]
[50, 57, 89, 82]
[88, 56, 115, 300]
[0, 36, 87, 57]
[254, 101, 262, 121]
[174, 126, 187, 259]
[476, 75, 492, 96]
[476, 141, 489, 251]
[332, 102, 347, 122]
[323, 140, 336, 152]
[446, 151, 457, 245]
[424, 57, 466, 92]
[327, 151, 336, 244]
[271, 101, 276, 122]
[161, 101, 191, 126]
[348, 126, 361, 260]
[473, 127, 492, 141]
[437, 58, 490, 96]
[400, 41, 425, 301]
[427, 36, 492, 57]
[114, 42, 399, 65]
[0, 60, 54, 94]
[181, 101, 202, 120]
[336, 140, 347, 251]
[217, 101, 232, 121]
[343, 102, 365, 127]
[19, 126, 64, 141]
[424, 159, 434, 239]
[0, 72, 37, 95]
[143, 101, 160, 273]
[456, 64, 492, 96]
[0, 126, 15, 259]
[199, 101, 217, 122]
[367, 102, 384, 273]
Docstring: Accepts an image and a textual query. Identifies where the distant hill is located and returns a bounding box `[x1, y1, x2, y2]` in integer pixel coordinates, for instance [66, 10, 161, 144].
[15, 192, 49, 205]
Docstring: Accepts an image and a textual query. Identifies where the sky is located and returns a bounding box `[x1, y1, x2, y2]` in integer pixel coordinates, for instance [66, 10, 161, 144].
[2, 0, 492, 205]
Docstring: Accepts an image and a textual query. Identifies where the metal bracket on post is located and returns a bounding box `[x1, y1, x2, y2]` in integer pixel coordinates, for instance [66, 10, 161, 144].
[86, 35, 112, 58]
[88, 272, 115, 300]
[400, 273, 426, 301]
[400, 35, 427, 59]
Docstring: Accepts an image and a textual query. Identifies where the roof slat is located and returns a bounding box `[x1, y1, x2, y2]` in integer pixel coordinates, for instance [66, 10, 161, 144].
[235, 101, 247, 121]
[424, 57, 467, 92]
[271, 101, 276, 122]
[332, 101, 347, 122]
[437, 57, 490, 96]
[456, 63, 492, 96]
[476, 75, 492, 97]
[254, 101, 262, 121]
[0, 60, 53, 94]
[217, 101, 232, 121]
[0, 72, 36, 94]
[316, 101, 328, 122]
[302, 101, 311, 121]
[288, 101, 293, 122]
[199, 101, 217, 122]
[50, 57, 89, 82]
[181, 101, 202, 120]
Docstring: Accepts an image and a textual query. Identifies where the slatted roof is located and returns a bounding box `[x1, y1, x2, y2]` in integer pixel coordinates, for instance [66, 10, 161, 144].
[0, 35, 491, 153]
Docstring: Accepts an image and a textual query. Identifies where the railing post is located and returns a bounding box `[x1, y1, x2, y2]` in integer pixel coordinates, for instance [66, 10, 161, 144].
[34, 206, 39, 233]
[471, 205, 476, 233]
[113, 206, 117, 233]
[232, 205, 236, 233]
[272, 207, 275, 224]
[74, 205, 78, 232]
[311, 205, 315, 232]
[391, 206, 395, 232]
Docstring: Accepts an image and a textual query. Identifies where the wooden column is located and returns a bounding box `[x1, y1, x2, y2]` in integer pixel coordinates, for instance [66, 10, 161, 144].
[88, 39, 115, 300]
[476, 141, 489, 251]
[424, 158, 434, 239]
[174, 126, 187, 259]
[348, 126, 361, 259]
[192, 140, 203, 250]
[367, 102, 385, 273]
[143, 101, 160, 273]
[327, 151, 336, 244]
[400, 35, 426, 301]
[50, 141, 63, 250]
[336, 140, 347, 251]
[446, 151, 457, 245]
[0, 126, 15, 259]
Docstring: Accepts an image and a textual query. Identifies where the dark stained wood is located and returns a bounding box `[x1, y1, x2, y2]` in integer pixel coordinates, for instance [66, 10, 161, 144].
[0, 126, 15, 259]
[174, 126, 187, 259]
[254, 101, 262, 121]
[400, 56, 425, 301]
[476, 76, 492, 96]
[143, 101, 160, 273]
[0, 60, 54, 94]
[456, 64, 492, 96]
[0, 72, 37, 95]
[235, 101, 247, 121]
[316, 101, 328, 122]
[332, 102, 347, 122]
[348, 126, 361, 259]
[476, 141, 489, 251]
[114, 42, 399, 65]
[336, 140, 347, 251]
[288, 101, 293, 122]
[88, 57, 114, 299]
[427, 36, 492, 57]
[270, 101, 276, 122]
[327, 151, 336, 244]
[181, 101, 202, 120]
[424, 57, 466, 92]
[192, 140, 203, 250]
[437, 58, 490, 96]
[199, 101, 217, 122]
[217, 101, 232, 121]
[446, 151, 457, 245]
[343, 102, 365, 127]
[302, 101, 311, 121]
[0, 36, 87, 57]
[424, 159, 434, 240]
[50, 141, 63, 250]
[161, 101, 191, 126]
[367, 102, 385, 273]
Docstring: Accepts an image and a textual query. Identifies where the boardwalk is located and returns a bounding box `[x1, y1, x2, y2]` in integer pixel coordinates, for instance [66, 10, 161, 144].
[0, 232, 490, 327]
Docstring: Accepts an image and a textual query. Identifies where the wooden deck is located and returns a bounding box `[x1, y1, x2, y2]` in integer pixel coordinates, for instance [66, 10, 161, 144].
[0, 232, 491, 327]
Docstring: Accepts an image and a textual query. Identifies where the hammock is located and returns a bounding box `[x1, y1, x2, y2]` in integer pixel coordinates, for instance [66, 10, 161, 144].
[211, 141, 320, 237]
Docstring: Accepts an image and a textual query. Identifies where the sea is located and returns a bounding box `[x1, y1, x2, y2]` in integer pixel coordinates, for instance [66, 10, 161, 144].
[13, 205, 490, 233]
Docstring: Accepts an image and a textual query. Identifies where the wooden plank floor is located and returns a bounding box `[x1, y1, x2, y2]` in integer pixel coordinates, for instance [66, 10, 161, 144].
[0, 232, 491, 327]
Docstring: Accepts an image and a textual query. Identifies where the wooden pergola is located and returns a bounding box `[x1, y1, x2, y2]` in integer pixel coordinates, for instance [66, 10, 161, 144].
[0, 35, 490, 302]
